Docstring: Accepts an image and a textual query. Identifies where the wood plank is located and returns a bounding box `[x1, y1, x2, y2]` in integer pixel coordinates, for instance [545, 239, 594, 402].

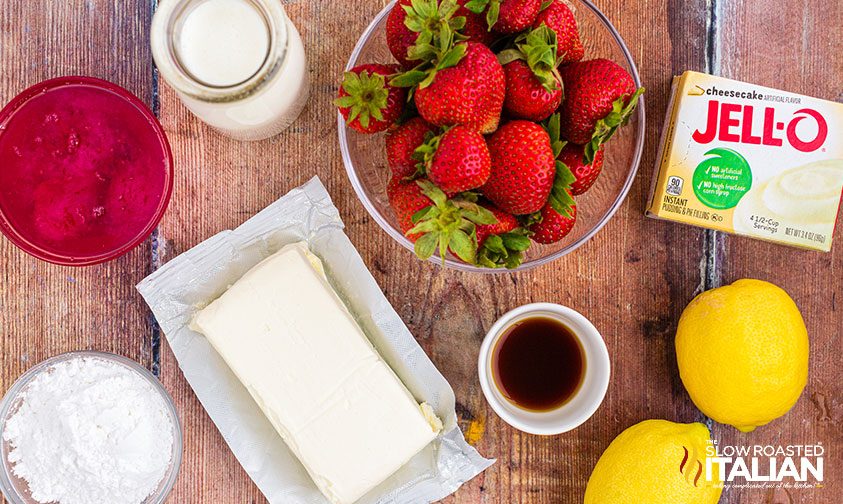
[0, 0, 155, 387]
[155, 0, 710, 502]
[711, 0, 843, 502]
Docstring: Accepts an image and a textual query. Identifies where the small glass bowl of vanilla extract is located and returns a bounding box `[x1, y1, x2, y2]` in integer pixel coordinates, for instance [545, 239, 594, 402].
[478, 303, 611, 435]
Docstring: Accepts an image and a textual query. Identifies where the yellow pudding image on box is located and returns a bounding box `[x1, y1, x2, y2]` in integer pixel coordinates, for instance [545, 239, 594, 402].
[647, 71, 843, 251]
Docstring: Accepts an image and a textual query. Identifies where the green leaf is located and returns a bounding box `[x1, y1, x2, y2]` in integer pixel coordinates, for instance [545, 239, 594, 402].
[520, 211, 543, 228]
[416, 179, 448, 207]
[585, 87, 645, 163]
[516, 26, 560, 91]
[475, 228, 530, 269]
[390, 71, 429, 88]
[464, 0, 489, 14]
[460, 204, 499, 225]
[438, 233, 450, 262]
[496, 49, 524, 66]
[543, 113, 570, 157]
[501, 233, 531, 251]
[335, 70, 389, 128]
[504, 251, 524, 269]
[449, 229, 477, 263]
[483, 235, 505, 254]
[408, 42, 437, 62]
[332, 96, 357, 108]
[418, 69, 439, 89]
[407, 219, 441, 235]
[412, 129, 444, 177]
[486, 0, 500, 29]
[439, 0, 459, 18]
[547, 162, 576, 217]
[545, 113, 560, 143]
[555, 160, 576, 185]
[437, 44, 467, 70]
[414, 232, 439, 259]
[411, 205, 436, 223]
[450, 16, 467, 31]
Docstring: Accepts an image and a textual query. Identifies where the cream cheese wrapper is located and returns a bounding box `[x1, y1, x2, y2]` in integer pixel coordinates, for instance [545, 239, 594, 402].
[137, 177, 493, 504]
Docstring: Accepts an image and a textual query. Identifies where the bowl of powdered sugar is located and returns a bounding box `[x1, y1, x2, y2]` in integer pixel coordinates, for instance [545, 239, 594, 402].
[0, 351, 182, 504]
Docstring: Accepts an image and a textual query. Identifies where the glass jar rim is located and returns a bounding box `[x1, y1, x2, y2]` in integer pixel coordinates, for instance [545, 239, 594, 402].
[0, 76, 174, 267]
[151, 0, 290, 103]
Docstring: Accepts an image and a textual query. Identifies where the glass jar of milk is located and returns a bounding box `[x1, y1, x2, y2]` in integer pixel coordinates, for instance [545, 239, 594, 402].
[151, 0, 310, 141]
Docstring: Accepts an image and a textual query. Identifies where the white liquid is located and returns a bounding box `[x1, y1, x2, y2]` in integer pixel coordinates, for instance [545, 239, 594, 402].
[152, 0, 310, 141]
[178, 0, 270, 87]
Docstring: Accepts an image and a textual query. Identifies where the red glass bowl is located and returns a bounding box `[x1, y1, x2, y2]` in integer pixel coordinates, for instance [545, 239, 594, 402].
[0, 76, 173, 266]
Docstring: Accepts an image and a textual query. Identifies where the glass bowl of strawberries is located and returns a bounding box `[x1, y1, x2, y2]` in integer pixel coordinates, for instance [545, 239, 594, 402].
[337, 0, 645, 272]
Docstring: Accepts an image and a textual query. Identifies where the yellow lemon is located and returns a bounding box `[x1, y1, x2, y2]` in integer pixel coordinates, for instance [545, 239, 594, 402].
[584, 419, 722, 504]
[676, 279, 808, 432]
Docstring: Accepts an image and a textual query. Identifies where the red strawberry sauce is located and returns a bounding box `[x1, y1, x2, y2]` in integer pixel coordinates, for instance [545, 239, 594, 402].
[0, 77, 172, 265]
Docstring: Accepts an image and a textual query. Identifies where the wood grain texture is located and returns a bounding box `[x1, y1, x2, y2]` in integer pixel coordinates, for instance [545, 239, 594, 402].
[0, 0, 840, 503]
[0, 0, 156, 400]
[710, 1, 843, 503]
[154, 0, 712, 502]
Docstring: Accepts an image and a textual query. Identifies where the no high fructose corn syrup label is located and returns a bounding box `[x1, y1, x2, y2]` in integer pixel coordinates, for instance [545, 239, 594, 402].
[647, 71, 843, 252]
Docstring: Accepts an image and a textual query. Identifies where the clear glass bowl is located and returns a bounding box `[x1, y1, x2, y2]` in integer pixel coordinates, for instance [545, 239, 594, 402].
[338, 0, 645, 273]
[0, 351, 183, 504]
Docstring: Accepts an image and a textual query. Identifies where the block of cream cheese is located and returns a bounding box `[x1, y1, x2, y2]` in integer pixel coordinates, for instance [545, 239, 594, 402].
[647, 71, 843, 251]
[191, 242, 442, 504]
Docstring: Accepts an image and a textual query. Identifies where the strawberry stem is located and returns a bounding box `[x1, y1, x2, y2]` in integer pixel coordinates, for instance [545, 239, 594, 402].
[476, 230, 531, 268]
[517, 26, 562, 91]
[585, 87, 645, 164]
[391, 0, 468, 90]
[334, 70, 391, 129]
[464, 0, 501, 30]
[405, 180, 498, 264]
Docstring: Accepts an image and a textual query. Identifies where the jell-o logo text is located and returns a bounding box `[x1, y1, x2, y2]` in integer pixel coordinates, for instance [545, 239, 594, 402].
[692, 100, 828, 153]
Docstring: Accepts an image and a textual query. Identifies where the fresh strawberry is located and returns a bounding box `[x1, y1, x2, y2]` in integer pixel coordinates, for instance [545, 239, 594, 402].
[415, 125, 491, 194]
[397, 41, 505, 133]
[499, 26, 563, 122]
[474, 203, 531, 268]
[476, 203, 519, 246]
[456, 0, 496, 45]
[558, 58, 644, 162]
[386, 0, 418, 68]
[464, 0, 542, 34]
[542, 113, 578, 213]
[396, 180, 497, 263]
[481, 120, 556, 215]
[559, 143, 604, 195]
[386, 0, 464, 69]
[335, 64, 406, 133]
[387, 176, 437, 241]
[529, 201, 577, 244]
[533, 0, 584, 64]
[495, 0, 542, 33]
[386, 117, 436, 178]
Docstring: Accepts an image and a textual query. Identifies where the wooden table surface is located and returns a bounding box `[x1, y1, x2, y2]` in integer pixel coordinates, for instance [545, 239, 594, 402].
[0, 1, 840, 503]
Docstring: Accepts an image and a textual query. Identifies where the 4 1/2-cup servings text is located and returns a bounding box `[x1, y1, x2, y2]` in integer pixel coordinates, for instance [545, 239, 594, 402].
[336, 0, 643, 269]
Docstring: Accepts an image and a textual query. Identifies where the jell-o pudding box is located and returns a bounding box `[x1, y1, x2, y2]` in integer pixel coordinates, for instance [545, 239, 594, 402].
[647, 71, 843, 251]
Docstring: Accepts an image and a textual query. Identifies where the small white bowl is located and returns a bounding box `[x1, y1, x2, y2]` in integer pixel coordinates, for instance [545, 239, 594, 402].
[478, 303, 610, 435]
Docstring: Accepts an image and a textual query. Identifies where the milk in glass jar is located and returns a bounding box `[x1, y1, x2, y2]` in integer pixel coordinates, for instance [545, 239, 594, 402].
[151, 0, 310, 141]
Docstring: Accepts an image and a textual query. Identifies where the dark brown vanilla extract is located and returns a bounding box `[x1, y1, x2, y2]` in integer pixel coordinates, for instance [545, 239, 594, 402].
[492, 317, 585, 411]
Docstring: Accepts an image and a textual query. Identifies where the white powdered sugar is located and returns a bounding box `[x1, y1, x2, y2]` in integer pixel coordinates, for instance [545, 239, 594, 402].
[2, 356, 175, 504]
